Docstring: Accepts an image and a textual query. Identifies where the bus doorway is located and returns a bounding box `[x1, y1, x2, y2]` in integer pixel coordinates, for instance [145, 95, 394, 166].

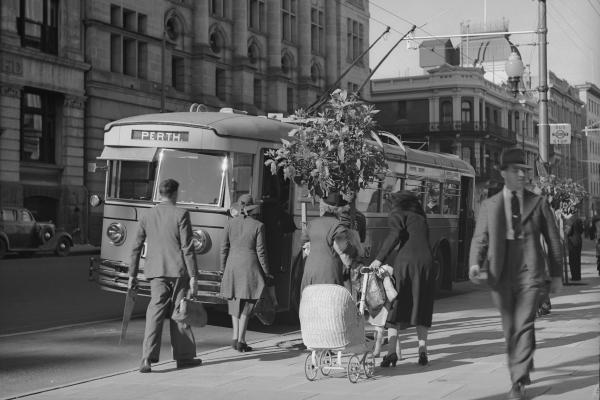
[457, 175, 475, 279]
[260, 151, 298, 309]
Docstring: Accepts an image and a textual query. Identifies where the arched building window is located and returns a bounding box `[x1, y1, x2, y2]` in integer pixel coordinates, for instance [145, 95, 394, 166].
[310, 62, 322, 87]
[461, 100, 472, 122]
[441, 100, 452, 124]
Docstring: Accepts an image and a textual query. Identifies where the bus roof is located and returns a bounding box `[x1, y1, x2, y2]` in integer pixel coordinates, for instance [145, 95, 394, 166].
[104, 112, 298, 142]
[405, 147, 475, 175]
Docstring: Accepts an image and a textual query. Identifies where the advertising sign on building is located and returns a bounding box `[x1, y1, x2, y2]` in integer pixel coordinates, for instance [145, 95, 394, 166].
[549, 123, 571, 144]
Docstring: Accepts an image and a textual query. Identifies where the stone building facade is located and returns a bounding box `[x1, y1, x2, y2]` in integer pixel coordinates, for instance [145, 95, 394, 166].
[576, 82, 600, 215]
[368, 65, 541, 209]
[1, 0, 371, 244]
[0, 0, 89, 236]
[547, 71, 586, 190]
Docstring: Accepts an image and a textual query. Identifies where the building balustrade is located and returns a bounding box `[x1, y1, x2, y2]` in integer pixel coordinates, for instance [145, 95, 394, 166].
[382, 120, 517, 144]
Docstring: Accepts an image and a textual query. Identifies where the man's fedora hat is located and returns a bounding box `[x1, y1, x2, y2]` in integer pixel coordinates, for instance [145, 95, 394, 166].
[499, 147, 533, 170]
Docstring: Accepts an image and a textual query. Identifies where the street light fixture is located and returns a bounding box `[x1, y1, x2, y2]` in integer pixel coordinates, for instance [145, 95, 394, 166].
[504, 38, 525, 97]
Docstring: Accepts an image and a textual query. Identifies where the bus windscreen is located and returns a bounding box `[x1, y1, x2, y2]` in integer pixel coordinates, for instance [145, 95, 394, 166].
[155, 149, 225, 206]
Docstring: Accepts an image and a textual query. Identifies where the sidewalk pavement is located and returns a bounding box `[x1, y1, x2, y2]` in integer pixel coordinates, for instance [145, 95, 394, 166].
[10, 249, 599, 400]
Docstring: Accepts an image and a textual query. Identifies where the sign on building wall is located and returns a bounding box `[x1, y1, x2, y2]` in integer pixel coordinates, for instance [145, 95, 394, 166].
[549, 123, 571, 144]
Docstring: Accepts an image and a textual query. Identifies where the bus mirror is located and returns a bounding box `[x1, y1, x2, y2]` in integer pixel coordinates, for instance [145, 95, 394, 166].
[90, 194, 103, 208]
[88, 162, 107, 173]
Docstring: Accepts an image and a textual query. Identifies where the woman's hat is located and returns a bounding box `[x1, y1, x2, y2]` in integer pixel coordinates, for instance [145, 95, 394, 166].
[322, 190, 348, 207]
[232, 194, 260, 214]
[500, 148, 532, 170]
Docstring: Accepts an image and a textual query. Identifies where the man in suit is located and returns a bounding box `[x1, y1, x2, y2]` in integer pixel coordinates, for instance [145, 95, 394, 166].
[469, 148, 563, 400]
[129, 178, 202, 373]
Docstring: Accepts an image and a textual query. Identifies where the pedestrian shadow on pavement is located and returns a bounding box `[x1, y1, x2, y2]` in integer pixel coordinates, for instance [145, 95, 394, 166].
[150, 346, 306, 373]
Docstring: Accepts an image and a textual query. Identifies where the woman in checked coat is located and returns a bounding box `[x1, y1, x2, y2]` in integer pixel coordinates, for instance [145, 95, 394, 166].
[220, 194, 273, 352]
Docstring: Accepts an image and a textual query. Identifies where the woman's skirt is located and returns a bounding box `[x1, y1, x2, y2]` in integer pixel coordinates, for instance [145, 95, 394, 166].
[227, 298, 258, 318]
[387, 262, 436, 328]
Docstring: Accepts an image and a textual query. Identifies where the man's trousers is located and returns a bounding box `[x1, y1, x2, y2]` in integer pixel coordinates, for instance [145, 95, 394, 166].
[491, 240, 540, 385]
[142, 277, 197, 362]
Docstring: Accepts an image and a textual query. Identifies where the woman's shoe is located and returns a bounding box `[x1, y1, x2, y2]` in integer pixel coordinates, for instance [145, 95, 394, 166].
[231, 339, 238, 350]
[380, 352, 398, 367]
[418, 352, 428, 366]
[237, 342, 253, 352]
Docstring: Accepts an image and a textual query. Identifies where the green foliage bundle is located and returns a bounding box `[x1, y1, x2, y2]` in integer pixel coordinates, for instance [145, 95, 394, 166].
[535, 174, 588, 211]
[264, 89, 388, 201]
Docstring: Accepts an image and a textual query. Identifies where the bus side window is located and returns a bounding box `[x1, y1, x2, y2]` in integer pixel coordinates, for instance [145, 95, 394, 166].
[405, 178, 426, 208]
[356, 182, 380, 213]
[382, 175, 402, 213]
[228, 152, 254, 205]
[425, 181, 441, 215]
[443, 181, 460, 215]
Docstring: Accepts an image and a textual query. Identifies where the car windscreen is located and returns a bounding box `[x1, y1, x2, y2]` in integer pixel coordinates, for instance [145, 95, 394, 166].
[154, 149, 225, 206]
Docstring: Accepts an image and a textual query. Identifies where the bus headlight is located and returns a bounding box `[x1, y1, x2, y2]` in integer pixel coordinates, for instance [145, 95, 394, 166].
[192, 229, 211, 254]
[106, 222, 126, 246]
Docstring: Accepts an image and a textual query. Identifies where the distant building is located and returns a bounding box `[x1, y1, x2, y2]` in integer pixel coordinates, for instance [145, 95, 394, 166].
[369, 65, 541, 211]
[0, 0, 88, 235]
[576, 82, 600, 215]
[545, 72, 587, 213]
[0, 0, 371, 244]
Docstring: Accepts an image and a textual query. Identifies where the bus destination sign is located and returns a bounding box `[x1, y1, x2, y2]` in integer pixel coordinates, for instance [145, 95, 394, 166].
[131, 130, 189, 142]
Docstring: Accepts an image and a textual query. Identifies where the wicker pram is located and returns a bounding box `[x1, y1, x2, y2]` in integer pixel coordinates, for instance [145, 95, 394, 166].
[299, 284, 375, 383]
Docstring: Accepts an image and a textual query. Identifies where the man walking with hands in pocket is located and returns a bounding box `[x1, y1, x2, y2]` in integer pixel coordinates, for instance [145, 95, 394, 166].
[129, 178, 202, 373]
[469, 148, 563, 400]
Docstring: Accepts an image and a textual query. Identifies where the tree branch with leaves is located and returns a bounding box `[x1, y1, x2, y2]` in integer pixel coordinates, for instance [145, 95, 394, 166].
[264, 89, 388, 204]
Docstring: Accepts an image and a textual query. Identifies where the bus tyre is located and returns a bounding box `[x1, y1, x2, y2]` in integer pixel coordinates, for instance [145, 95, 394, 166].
[0, 239, 7, 259]
[55, 237, 71, 257]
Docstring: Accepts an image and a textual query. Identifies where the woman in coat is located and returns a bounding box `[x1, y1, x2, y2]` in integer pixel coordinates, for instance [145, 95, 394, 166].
[369, 191, 436, 367]
[220, 194, 273, 352]
[300, 191, 357, 294]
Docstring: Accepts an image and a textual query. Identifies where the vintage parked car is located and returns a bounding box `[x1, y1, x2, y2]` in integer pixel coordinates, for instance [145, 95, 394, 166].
[0, 207, 73, 259]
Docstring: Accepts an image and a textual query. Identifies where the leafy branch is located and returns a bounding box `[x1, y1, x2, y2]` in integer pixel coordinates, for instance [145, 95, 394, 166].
[265, 89, 388, 201]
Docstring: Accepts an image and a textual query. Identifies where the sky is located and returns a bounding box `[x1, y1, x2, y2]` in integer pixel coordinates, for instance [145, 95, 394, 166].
[368, 0, 600, 88]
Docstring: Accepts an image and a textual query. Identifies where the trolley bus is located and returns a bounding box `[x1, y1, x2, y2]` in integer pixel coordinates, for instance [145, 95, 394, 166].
[89, 108, 475, 313]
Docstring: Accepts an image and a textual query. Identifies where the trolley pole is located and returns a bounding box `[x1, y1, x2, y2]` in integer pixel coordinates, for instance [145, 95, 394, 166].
[538, 0, 550, 172]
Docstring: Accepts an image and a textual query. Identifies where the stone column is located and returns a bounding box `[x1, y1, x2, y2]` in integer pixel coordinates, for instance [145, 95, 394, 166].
[61, 95, 86, 187]
[325, 0, 338, 86]
[231, 0, 250, 108]
[192, 0, 211, 97]
[0, 84, 22, 186]
[473, 95, 480, 123]
[266, 0, 283, 111]
[430, 96, 440, 130]
[453, 94, 461, 125]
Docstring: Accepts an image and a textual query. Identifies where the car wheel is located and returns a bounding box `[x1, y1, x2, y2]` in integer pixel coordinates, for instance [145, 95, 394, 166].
[55, 237, 71, 257]
[0, 239, 7, 259]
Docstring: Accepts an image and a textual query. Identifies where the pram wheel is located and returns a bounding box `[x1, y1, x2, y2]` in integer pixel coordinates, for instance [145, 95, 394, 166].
[361, 351, 375, 378]
[304, 352, 319, 381]
[347, 354, 361, 383]
[320, 350, 334, 376]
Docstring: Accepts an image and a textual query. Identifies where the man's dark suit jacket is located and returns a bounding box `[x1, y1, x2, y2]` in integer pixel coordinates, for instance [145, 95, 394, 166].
[469, 189, 563, 288]
[129, 202, 198, 279]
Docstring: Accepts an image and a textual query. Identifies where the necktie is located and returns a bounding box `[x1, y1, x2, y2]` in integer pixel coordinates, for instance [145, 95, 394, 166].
[511, 191, 522, 239]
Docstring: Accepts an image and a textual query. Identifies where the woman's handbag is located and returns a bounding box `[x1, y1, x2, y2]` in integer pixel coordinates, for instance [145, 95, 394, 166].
[253, 287, 276, 326]
[171, 280, 208, 328]
[365, 273, 386, 316]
